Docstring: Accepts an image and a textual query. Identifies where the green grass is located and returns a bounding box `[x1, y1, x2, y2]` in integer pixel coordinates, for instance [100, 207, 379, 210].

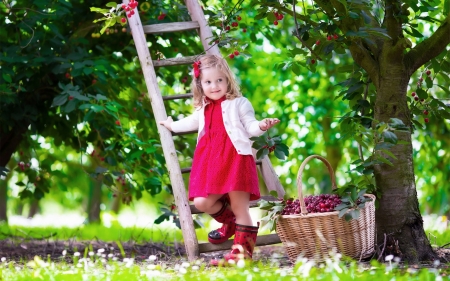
[0, 222, 449, 280]
[0, 254, 448, 281]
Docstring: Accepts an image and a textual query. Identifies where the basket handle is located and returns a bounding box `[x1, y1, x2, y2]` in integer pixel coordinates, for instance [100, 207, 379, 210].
[297, 155, 337, 214]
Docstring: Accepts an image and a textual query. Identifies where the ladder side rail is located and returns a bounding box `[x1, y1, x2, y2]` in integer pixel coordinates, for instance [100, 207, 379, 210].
[185, 0, 220, 56]
[124, 0, 199, 261]
[259, 156, 285, 198]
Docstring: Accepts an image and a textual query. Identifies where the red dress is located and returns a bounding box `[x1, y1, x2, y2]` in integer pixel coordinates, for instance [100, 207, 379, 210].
[188, 96, 260, 201]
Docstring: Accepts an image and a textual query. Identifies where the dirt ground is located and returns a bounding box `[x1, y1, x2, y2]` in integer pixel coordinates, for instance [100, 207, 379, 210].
[0, 238, 449, 269]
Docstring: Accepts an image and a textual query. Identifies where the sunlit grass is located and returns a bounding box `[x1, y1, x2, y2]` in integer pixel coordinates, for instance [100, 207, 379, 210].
[0, 252, 448, 281]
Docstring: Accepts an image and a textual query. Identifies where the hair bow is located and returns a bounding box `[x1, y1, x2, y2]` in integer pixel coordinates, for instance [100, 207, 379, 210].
[193, 61, 201, 78]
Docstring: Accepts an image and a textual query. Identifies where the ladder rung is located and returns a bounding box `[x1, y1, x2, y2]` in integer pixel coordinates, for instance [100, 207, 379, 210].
[154, 56, 197, 67]
[190, 195, 278, 214]
[143, 21, 200, 34]
[199, 233, 281, 253]
[172, 130, 197, 136]
[162, 93, 193, 101]
[181, 160, 262, 175]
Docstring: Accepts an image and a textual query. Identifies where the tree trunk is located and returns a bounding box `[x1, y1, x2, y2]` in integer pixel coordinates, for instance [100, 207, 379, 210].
[28, 199, 40, 218]
[373, 67, 437, 263]
[87, 177, 102, 224]
[0, 178, 7, 223]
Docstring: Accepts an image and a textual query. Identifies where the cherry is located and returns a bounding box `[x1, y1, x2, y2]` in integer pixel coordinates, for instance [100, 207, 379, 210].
[157, 13, 166, 20]
[423, 110, 429, 115]
[225, 26, 230, 31]
[229, 54, 235, 59]
[411, 92, 416, 97]
[333, 34, 338, 40]
[121, 18, 126, 23]
[65, 73, 71, 79]
[419, 77, 423, 82]
[122, 27, 127, 33]
[277, 14, 284, 20]
[92, 79, 97, 84]
[234, 50, 239, 56]
[426, 70, 431, 76]
[115, 120, 121, 125]
[68, 96, 74, 100]
[100, 157, 105, 161]
[237, 16, 242, 21]
[231, 22, 238, 27]
[424, 118, 429, 123]
[274, 20, 279, 25]
[311, 59, 316, 64]
[315, 40, 320, 45]
[327, 35, 332, 41]
[242, 28, 247, 33]
[133, 107, 137, 111]
[414, 96, 419, 101]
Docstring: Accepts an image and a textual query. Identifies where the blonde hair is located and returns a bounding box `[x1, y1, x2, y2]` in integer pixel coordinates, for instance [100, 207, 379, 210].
[190, 54, 242, 107]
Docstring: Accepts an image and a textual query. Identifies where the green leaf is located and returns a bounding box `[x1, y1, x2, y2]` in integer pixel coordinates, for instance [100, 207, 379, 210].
[351, 209, 360, 219]
[338, 208, 348, 218]
[2, 74, 12, 83]
[256, 148, 269, 160]
[380, 149, 397, 160]
[416, 88, 428, 99]
[52, 94, 68, 107]
[382, 131, 397, 144]
[106, 2, 117, 8]
[95, 166, 108, 173]
[376, 155, 394, 166]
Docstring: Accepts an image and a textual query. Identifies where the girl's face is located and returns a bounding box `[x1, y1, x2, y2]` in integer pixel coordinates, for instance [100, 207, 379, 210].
[200, 67, 228, 100]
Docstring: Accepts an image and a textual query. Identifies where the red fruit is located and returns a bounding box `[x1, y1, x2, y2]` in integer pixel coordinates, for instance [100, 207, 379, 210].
[423, 110, 429, 115]
[242, 28, 247, 33]
[234, 50, 239, 56]
[133, 107, 137, 111]
[100, 157, 105, 161]
[237, 16, 242, 21]
[115, 120, 121, 125]
[419, 77, 423, 82]
[92, 79, 97, 84]
[229, 54, 235, 59]
[121, 18, 126, 23]
[277, 14, 284, 20]
[127, 12, 132, 18]
[68, 96, 74, 100]
[327, 35, 332, 41]
[424, 118, 429, 123]
[414, 96, 419, 101]
[121, 4, 126, 9]
[231, 22, 238, 27]
[426, 70, 431, 76]
[113, 193, 117, 197]
[157, 13, 166, 20]
[411, 92, 416, 97]
[311, 59, 316, 64]
[65, 73, 71, 79]
[225, 26, 230, 31]
[333, 34, 338, 40]
[273, 20, 279, 25]
[315, 40, 320, 45]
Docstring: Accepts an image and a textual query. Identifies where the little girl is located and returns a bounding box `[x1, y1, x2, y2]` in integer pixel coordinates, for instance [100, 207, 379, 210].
[159, 54, 280, 264]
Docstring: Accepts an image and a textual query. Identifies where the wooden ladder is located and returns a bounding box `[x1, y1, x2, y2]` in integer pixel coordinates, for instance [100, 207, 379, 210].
[125, 0, 284, 261]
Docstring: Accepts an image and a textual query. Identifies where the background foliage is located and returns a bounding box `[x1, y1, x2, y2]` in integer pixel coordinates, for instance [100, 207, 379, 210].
[0, 0, 449, 230]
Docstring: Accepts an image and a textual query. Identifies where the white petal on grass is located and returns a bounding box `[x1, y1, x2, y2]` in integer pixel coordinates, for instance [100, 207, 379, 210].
[62, 250, 67, 256]
[108, 254, 113, 258]
[149, 255, 157, 261]
[192, 265, 200, 271]
[385, 255, 394, 261]
[1, 257, 6, 262]
[181, 262, 190, 268]
[97, 248, 105, 253]
[89, 252, 94, 257]
[237, 259, 245, 268]
[179, 267, 187, 274]
[74, 252, 81, 257]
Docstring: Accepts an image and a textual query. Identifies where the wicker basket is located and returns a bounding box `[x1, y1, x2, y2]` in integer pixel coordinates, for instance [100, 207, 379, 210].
[276, 155, 376, 263]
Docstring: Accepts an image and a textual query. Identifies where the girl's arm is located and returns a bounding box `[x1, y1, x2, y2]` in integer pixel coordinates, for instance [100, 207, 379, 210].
[160, 110, 200, 133]
[239, 99, 279, 136]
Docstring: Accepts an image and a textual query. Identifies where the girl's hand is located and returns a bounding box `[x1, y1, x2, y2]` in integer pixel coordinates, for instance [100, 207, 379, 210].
[259, 118, 280, 131]
[159, 116, 174, 131]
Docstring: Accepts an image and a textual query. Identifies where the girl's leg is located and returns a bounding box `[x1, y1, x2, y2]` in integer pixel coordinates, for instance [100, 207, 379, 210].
[228, 191, 252, 226]
[193, 194, 224, 214]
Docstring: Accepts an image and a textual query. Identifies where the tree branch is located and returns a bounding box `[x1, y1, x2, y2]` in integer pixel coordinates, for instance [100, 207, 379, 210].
[348, 42, 380, 86]
[383, 0, 403, 43]
[405, 13, 450, 75]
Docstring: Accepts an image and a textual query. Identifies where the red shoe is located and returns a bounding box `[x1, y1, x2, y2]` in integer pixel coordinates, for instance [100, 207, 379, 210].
[208, 195, 236, 244]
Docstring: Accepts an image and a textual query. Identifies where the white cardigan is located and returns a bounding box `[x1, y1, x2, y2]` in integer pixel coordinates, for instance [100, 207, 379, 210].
[171, 97, 265, 155]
